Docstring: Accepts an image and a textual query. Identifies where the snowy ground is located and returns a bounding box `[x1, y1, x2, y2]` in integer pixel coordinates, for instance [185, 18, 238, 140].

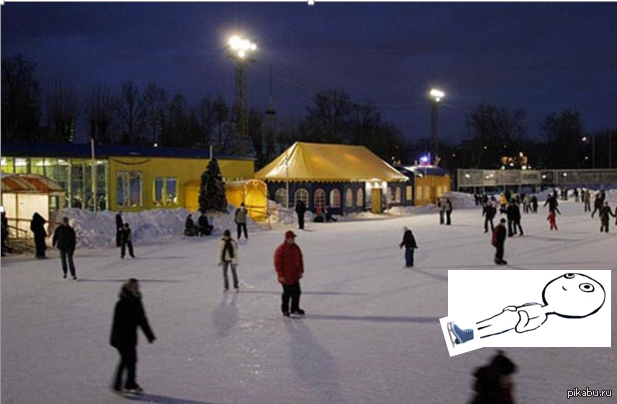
[2, 198, 616, 404]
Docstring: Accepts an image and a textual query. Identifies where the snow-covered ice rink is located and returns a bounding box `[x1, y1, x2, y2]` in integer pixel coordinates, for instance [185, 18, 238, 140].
[2, 199, 616, 404]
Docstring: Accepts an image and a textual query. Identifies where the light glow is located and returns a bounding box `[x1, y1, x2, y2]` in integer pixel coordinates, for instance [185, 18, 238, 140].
[227, 35, 257, 60]
[429, 88, 445, 102]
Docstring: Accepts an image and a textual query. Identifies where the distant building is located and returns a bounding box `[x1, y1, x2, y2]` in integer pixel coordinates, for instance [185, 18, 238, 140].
[256, 142, 409, 214]
[395, 165, 452, 206]
[1, 141, 255, 212]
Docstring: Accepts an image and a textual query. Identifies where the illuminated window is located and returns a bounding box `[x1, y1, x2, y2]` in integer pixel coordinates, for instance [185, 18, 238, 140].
[330, 189, 341, 208]
[154, 177, 177, 206]
[295, 188, 309, 208]
[395, 187, 402, 203]
[406, 186, 412, 201]
[274, 188, 288, 206]
[356, 188, 364, 207]
[345, 188, 353, 208]
[314, 189, 326, 210]
[117, 171, 142, 207]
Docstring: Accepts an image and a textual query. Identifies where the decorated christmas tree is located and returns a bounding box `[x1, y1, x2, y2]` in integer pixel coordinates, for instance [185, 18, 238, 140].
[198, 158, 227, 213]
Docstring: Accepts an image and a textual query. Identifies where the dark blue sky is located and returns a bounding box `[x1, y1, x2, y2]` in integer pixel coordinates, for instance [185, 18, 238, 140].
[3, 2, 617, 144]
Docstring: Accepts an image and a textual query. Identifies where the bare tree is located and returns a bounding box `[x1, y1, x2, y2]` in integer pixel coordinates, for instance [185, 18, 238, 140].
[141, 82, 167, 145]
[115, 81, 146, 145]
[84, 84, 116, 144]
[1, 54, 41, 141]
[46, 79, 78, 142]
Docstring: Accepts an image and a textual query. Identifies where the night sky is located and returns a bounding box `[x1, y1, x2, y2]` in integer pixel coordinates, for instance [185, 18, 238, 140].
[2, 2, 617, 144]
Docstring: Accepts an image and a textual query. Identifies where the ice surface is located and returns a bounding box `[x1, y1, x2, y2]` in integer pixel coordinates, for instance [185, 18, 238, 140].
[2, 198, 616, 404]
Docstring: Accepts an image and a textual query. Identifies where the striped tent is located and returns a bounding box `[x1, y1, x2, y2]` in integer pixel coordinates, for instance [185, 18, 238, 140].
[1, 173, 64, 194]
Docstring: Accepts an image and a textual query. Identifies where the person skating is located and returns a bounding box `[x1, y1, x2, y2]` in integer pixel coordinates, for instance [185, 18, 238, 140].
[234, 202, 248, 240]
[295, 200, 307, 230]
[591, 193, 603, 218]
[573, 188, 579, 203]
[530, 195, 538, 213]
[599, 202, 615, 233]
[506, 202, 523, 237]
[219, 230, 239, 292]
[492, 218, 507, 265]
[583, 189, 591, 212]
[274, 230, 305, 317]
[121, 223, 135, 259]
[30, 212, 48, 259]
[499, 194, 508, 214]
[543, 193, 560, 215]
[522, 194, 531, 214]
[110, 279, 156, 394]
[115, 211, 124, 247]
[198, 212, 213, 236]
[1, 211, 8, 256]
[445, 198, 453, 225]
[399, 227, 418, 268]
[468, 350, 517, 404]
[482, 200, 496, 233]
[52, 217, 77, 280]
[438, 198, 445, 225]
[547, 210, 559, 231]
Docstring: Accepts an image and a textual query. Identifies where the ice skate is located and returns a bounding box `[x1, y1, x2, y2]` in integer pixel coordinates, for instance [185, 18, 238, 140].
[448, 321, 474, 348]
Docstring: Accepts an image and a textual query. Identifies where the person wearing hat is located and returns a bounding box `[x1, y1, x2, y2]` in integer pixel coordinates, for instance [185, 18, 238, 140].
[492, 218, 508, 265]
[399, 226, 418, 268]
[274, 230, 305, 317]
[52, 216, 78, 279]
[219, 229, 239, 292]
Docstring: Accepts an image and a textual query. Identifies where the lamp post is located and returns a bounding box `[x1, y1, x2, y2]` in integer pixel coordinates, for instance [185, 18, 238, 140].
[227, 35, 257, 138]
[429, 88, 445, 164]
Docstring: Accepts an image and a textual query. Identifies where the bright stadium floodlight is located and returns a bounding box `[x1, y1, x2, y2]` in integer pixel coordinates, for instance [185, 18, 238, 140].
[227, 35, 257, 61]
[226, 34, 258, 138]
[430, 88, 445, 102]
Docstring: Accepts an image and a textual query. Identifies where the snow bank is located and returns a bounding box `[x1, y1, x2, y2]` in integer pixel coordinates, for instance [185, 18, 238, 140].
[54, 206, 265, 248]
[442, 191, 477, 209]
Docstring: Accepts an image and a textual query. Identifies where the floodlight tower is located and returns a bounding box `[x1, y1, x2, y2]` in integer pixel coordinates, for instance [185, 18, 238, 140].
[429, 88, 445, 163]
[227, 35, 257, 137]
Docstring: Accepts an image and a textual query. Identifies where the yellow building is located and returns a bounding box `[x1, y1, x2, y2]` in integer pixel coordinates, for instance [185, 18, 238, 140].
[1, 141, 255, 212]
[395, 165, 452, 206]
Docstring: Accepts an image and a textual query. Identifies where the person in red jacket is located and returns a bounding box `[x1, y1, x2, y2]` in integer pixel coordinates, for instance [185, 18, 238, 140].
[274, 230, 305, 317]
[492, 218, 508, 265]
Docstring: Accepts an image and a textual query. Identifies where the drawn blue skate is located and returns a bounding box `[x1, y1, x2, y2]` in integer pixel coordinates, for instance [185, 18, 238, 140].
[447, 321, 474, 348]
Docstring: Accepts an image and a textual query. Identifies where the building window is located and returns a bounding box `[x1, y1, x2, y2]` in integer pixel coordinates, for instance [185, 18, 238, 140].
[356, 188, 364, 208]
[416, 186, 422, 201]
[314, 189, 326, 210]
[406, 186, 412, 201]
[117, 171, 142, 207]
[14, 158, 28, 174]
[295, 188, 309, 208]
[345, 188, 353, 208]
[330, 189, 341, 208]
[274, 188, 288, 206]
[154, 177, 177, 206]
[395, 187, 402, 203]
[1, 157, 14, 173]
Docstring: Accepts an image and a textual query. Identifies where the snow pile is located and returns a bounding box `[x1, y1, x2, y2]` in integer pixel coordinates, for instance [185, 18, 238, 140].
[386, 204, 437, 216]
[266, 200, 317, 227]
[442, 191, 477, 209]
[55, 206, 265, 248]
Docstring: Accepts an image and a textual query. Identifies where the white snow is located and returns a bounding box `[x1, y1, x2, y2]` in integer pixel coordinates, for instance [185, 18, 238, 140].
[2, 199, 617, 404]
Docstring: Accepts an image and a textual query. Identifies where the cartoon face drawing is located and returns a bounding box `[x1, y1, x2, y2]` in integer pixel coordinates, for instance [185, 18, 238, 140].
[542, 273, 606, 318]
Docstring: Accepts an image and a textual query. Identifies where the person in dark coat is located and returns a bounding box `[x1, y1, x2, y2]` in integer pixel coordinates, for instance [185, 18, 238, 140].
[506, 202, 523, 237]
[492, 218, 507, 265]
[234, 202, 248, 240]
[110, 279, 155, 393]
[295, 200, 307, 230]
[599, 202, 615, 233]
[591, 193, 603, 218]
[543, 194, 560, 215]
[198, 212, 214, 236]
[324, 206, 337, 222]
[530, 196, 538, 213]
[121, 223, 135, 259]
[399, 227, 418, 268]
[274, 230, 305, 317]
[445, 198, 453, 225]
[30, 212, 48, 259]
[115, 211, 124, 247]
[52, 217, 77, 279]
[437, 198, 445, 225]
[468, 350, 517, 404]
[1, 212, 8, 256]
[219, 229, 239, 291]
[482, 200, 496, 233]
[184, 214, 198, 237]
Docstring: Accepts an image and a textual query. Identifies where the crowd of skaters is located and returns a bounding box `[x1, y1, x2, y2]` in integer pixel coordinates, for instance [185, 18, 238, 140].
[4, 186, 616, 400]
